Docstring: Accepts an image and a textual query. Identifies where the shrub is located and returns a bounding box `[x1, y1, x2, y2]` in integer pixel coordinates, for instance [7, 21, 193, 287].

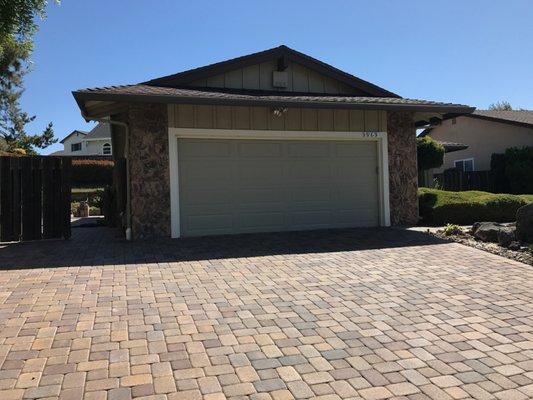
[443, 223, 463, 236]
[419, 188, 528, 225]
[504, 146, 533, 194]
[417, 136, 444, 171]
[71, 159, 114, 188]
[490, 146, 533, 194]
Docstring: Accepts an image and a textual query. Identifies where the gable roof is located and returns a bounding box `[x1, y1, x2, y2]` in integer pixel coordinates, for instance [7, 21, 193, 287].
[467, 110, 533, 128]
[143, 45, 399, 98]
[73, 45, 475, 119]
[60, 130, 87, 144]
[84, 123, 111, 140]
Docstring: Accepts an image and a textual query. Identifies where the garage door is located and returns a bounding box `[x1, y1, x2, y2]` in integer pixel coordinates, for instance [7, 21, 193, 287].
[177, 139, 380, 237]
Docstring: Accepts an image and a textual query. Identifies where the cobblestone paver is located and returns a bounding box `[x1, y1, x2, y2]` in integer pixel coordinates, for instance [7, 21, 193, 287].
[0, 227, 532, 399]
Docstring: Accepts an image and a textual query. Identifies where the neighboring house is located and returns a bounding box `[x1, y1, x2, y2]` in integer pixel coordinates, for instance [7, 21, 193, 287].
[73, 45, 472, 239]
[52, 123, 112, 156]
[422, 110, 533, 174]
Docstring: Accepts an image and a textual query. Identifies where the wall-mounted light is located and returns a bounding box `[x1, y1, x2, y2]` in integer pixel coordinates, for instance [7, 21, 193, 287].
[272, 107, 288, 117]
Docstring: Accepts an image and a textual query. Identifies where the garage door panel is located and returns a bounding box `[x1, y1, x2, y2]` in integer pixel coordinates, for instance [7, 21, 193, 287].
[335, 209, 378, 226]
[179, 160, 233, 187]
[177, 138, 380, 237]
[335, 142, 376, 157]
[288, 161, 331, 181]
[236, 188, 286, 205]
[290, 210, 333, 227]
[289, 186, 331, 203]
[287, 142, 330, 157]
[237, 163, 283, 186]
[238, 142, 282, 157]
[184, 214, 233, 234]
[236, 212, 285, 230]
[180, 140, 232, 157]
[181, 188, 233, 206]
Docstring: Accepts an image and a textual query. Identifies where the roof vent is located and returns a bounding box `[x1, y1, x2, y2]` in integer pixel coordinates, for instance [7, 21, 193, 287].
[272, 71, 288, 88]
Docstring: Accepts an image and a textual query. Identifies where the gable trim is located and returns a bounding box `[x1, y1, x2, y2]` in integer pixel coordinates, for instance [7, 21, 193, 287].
[143, 45, 400, 98]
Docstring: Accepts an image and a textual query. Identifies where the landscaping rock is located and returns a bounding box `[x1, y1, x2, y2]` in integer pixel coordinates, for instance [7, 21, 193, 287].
[516, 203, 533, 243]
[508, 241, 521, 251]
[497, 227, 516, 248]
[472, 222, 506, 243]
[471, 221, 517, 247]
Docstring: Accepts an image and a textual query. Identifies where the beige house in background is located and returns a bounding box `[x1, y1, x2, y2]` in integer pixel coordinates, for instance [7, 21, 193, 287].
[52, 123, 112, 156]
[423, 110, 533, 174]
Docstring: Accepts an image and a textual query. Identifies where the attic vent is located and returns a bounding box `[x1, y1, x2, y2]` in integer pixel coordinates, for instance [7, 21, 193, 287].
[272, 71, 288, 88]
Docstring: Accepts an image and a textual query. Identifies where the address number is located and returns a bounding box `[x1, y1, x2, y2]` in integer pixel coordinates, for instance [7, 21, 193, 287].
[363, 132, 378, 138]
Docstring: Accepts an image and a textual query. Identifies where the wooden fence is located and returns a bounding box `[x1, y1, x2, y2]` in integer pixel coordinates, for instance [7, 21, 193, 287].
[434, 169, 492, 192]
[0, 156, 71, 242]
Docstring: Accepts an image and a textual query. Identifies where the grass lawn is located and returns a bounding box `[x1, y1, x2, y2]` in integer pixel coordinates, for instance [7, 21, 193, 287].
[419, 188, 531, 225]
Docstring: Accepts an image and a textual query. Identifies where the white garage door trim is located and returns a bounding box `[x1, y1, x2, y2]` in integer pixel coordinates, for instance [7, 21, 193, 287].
[168, 128, 390, 238]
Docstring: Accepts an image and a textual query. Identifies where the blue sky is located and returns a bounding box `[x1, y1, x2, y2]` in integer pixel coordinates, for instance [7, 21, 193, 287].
[21, 0, 533, 154]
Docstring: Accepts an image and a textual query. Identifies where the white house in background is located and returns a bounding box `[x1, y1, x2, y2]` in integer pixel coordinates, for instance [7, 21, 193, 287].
[52, 123, 112, 156]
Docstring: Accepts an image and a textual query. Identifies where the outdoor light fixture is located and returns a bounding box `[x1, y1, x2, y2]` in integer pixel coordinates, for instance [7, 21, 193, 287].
[272, 107, 288, 117]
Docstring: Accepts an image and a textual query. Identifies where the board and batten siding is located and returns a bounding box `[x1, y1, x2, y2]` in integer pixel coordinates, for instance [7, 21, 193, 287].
[188, 60, 365, 95]
[168, 104, 387, 132]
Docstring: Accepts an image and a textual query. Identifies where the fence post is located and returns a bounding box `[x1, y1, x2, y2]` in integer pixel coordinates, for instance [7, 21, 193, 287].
[62, 157, 72, 239]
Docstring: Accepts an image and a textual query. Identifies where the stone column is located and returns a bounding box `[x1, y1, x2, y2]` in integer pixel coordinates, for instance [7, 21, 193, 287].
[128, 103, 170, 238]
[387, 111, 419, 225]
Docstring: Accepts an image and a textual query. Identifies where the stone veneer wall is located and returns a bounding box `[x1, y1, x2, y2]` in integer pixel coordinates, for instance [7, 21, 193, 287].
[128, 103, 170, 239]
[387, 111, 419, 225]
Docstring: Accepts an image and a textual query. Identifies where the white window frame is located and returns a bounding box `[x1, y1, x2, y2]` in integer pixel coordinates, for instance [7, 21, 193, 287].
[102, 142, 112, 155]
[454, 158, 474, 171]
[71, 142, 82, 152]
[168, 128, 390, 239]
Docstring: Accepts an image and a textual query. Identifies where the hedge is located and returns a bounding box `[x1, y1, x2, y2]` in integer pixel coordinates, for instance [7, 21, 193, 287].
[491, 146, 533, 194]
[418, 188, 531, 225]
[71, 159, 114, 188]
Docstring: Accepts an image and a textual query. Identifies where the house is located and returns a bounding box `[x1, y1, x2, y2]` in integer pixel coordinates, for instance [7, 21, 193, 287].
[73, 45, 473, 239]
[53, 123, 112, 156]
[422, 110, 533, 174]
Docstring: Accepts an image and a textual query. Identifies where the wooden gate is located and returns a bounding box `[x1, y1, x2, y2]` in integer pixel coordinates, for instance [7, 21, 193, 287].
[0, 156, 71, 242]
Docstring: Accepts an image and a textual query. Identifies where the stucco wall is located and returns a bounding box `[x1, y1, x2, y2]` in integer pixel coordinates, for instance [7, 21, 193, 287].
[430, 116, 533, 172]
[387, 111, 419, 225]
[128, 103, 170, 239]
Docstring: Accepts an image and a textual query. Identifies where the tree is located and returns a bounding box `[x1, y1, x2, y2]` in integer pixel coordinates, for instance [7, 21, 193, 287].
[489, 101, 513, 111]
[417, 136, 444, 171]
[0, 0, 58, 154]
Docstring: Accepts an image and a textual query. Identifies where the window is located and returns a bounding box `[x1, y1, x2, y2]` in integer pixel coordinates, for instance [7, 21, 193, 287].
[71, 143, 81, 152]
[454, 158, 474, 172]
[102, 143, 111, 155]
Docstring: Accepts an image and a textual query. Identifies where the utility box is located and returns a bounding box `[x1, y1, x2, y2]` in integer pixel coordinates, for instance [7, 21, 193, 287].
[272, 71, 288, 88]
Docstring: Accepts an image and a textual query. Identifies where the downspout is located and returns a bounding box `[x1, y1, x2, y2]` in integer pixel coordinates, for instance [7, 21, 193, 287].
[81, 113, 133, 241]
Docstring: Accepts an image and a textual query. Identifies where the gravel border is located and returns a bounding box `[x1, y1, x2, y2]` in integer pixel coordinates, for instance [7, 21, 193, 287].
[431, 230, 532, 266]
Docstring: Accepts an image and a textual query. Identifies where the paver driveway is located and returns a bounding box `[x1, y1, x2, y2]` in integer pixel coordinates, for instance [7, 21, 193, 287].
[0, 227, 532, 400]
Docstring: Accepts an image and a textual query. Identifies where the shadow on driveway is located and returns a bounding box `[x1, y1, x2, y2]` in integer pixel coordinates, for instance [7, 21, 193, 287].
[0, 225, 449, 270]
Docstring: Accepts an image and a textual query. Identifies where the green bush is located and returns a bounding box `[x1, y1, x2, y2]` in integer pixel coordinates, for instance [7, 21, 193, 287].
[417, 136, 444, 171]
[505, 146, 533, 194]
[490, 146, 533, 194]
[443, 223, 463, 236]
[71, 159, 114, 188]
[419, 188, 529, 225]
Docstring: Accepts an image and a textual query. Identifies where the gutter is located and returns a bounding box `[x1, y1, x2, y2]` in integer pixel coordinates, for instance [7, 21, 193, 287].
[73, 91, 476, 115]
[81, 113, 132, 241]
